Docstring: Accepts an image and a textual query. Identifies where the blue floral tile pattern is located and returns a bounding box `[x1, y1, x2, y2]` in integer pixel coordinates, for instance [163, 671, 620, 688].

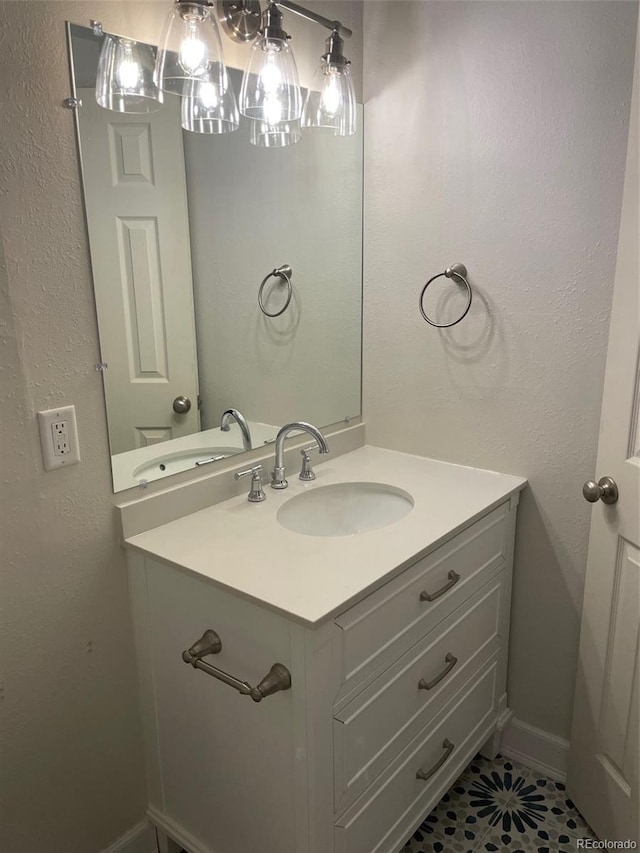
[467, 765, 548, 832]
[401, 754, 597, 853]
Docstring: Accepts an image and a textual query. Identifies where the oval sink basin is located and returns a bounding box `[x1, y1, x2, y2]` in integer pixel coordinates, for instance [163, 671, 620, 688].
[277, 482, 414, 537]
[133, 447, 242, 480]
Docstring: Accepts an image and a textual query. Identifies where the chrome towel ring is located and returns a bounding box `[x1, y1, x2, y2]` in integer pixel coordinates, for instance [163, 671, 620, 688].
[258, 264, 293, 317]
[419, 263, 472, 328]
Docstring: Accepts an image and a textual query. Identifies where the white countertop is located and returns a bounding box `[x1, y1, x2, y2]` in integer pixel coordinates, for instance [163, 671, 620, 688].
[124, 446, 527, 626]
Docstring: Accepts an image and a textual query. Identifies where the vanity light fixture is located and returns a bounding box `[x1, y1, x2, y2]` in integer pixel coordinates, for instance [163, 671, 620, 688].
[302, 29, 355, 136]
[155, 1, 231, 98]
[96, 35, 163, 113]
[93, 0, 356, 141]
[229, 0, 355, 139]
[238, 2, 301, 123]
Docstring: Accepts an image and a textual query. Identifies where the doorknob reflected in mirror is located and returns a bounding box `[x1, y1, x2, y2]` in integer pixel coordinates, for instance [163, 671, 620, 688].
[582, 476, 618, 505]
[173, 395, 192, 414]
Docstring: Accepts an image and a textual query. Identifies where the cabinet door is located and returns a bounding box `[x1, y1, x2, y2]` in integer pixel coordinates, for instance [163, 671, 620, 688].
[145, 560, 298, 853]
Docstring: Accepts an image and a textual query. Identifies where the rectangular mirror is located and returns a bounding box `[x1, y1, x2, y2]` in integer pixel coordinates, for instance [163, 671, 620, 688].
[67, 22, 363, 492]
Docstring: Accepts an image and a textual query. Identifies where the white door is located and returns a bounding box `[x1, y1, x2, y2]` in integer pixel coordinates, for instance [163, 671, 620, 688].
[77, 88, 199, 454]
[567, 21, 639, 845]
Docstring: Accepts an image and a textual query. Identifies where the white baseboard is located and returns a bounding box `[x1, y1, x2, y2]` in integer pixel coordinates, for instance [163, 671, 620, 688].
[501, 717, 570, 783]
[101, 820, 158, 853]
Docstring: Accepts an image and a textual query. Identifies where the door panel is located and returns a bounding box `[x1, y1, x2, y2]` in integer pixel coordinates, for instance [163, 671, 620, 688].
[567, 18, 639, 844]
[77, 88, 200, 455]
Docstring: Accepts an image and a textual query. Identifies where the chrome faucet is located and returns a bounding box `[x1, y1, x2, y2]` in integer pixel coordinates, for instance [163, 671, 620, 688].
[271, 422, 329, 489]
[220, 408, 252, 451]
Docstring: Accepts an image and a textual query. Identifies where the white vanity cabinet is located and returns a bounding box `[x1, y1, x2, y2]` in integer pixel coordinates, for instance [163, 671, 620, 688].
[125, 473, 522, 853]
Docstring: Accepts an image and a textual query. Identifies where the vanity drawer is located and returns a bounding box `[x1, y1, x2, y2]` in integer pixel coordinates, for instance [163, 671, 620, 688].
[334, 503, 509, 696]
[333, 576, 503, 813]
[334, 658, 499, 853]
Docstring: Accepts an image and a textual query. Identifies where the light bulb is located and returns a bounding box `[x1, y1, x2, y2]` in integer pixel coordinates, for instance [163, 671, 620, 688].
[260, 47, 282, 90]
[260, 48, 284, 123]
[198, 81, 219, 109]
[320, 70, 342, 116]
[179, 19, 209, 75]
[115, 43, 141, 90]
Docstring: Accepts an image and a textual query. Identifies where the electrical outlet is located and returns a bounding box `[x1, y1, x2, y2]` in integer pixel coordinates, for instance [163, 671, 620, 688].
[51, 420, 70, 456]
[38, 406, 81, 470]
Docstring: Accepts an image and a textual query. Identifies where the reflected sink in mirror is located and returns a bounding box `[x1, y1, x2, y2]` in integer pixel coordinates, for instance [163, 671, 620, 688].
[112, 421, 278, 490]
[277, 483, 414, 537]
[133, 447, 242, 480]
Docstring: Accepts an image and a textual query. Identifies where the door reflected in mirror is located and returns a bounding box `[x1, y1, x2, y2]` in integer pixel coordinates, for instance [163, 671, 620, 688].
[67, 22, 363, 492]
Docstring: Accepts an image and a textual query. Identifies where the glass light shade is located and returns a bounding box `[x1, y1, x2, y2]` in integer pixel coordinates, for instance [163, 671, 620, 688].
[181, 79, 239, 134]
[239, 36, 302, 123]
[155, 1, 229, 97]
[96, 35, 162, 113]
[302, 61, 356, 136]
[249, 118, 301, 147]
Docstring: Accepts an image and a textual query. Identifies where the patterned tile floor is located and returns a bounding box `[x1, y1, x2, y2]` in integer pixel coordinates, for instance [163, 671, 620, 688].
[401, 754, 597, 853]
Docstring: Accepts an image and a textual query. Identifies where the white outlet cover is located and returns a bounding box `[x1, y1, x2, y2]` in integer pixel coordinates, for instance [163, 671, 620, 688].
[37, 405, 81, 470]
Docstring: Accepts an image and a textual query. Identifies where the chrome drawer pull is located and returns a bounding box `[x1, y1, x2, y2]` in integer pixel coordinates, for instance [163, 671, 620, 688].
[416, 738, 455, 782]
[420, 570, 461, 602]
[182, 629, 292, 703]
[418, 653, 458, 691]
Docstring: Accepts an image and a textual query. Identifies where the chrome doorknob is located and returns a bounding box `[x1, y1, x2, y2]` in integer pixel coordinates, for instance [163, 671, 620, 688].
[173, 395, 192, 414]
[582, 476, 618, 505]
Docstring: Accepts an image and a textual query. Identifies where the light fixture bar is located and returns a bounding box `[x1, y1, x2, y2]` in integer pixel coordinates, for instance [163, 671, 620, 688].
[276, 0, 352, 39]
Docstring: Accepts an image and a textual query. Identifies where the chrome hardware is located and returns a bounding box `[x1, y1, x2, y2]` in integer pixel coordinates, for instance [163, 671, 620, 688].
[277, 0, 353, 38]
[418, 653, 458, 691]
[221, 408, 252, 451]
[271, 422, 329, 489]
[419, 262, 473, 328]
[582, 476, 619, 505]
[182, 629, 292, 702]
[195, 454, 227, 466]
[173, 395, 192, 414]
[420, 570, 461, 602]
[95, 362, 108, 372]
[63, 97, 82, 109]
[258, 265, 293, 318]
[90, 19, 103, 36]
[218, 0, 262, 43]
[299, 443, 320, 481]
[416, 739, 455, 781]
[235, 465, 266, 502]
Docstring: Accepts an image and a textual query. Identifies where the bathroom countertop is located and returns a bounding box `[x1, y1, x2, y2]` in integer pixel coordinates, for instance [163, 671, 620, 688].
[124, 445, 527, 626]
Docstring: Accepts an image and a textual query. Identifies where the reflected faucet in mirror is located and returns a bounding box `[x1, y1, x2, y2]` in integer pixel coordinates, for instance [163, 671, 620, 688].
[271, 422, 329, 489]
[220, 408, 252, 451]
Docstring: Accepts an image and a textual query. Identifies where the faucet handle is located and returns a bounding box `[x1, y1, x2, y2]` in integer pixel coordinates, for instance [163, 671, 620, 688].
[234, 465, 266, 503]
[299, 443, 320, 481]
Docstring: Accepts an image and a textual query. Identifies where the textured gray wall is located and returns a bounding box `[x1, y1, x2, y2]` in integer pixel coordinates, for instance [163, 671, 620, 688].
[363, 0, 638, 741]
